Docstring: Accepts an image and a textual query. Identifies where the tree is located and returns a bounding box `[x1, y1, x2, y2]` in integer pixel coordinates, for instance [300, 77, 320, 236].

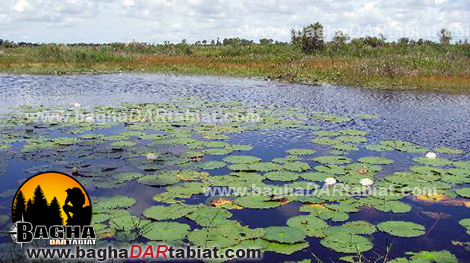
[300, 22, 325, 53]
[332, 31, 349, 44]
[29, 185, 49, 226]
[181, 39, 187, 45]
[259, 38, 274, 45]
[48, 197, 64, 226]
[202, 40, 207, 45]
[290, 29, 301, 45]
[12, 191, 26, 222]
[398, 37, 410, 45]
[210, 39, 215, 45]
[438, 28, 452, 44]
[25, 199, 34, 223]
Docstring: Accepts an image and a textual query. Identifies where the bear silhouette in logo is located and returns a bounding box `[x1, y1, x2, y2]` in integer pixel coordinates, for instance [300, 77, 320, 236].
[63, 187, 91, 226]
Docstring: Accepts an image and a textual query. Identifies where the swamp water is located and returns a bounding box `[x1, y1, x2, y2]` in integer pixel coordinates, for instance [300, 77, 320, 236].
[0, 74, 469, 262]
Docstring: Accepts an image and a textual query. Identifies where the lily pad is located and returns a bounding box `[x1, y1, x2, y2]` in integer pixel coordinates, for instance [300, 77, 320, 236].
[320, 233, 373, 253]
[142, 222, 190, 241]
[234, 195, 282, 209]
[137, 173, 180, 186]
[377, 221, 425, 237]
[283, 162, 311, 172]
[413, 157, 453, 167]
[358, 156, 394, 165]
[187, 206, 233, 227]
[143, 204, 200, 220]
[373, 201, 412, 214]
[286, 215, 329, 237]
[389, 250, 458, 263]
[223, 155, 261, 164]
[455, 188, 470, 198]
[313, 156, 352, 165]
[434, 147, 463, 155]
[197, 161, 226, 170]
[264, 171, 300, 182]
[264, 226, 306, 244]
[286, 149, 316, 155]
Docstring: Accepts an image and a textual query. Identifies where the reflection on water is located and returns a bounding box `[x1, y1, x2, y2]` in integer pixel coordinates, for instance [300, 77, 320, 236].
[1, 74, 470, 262]
[1, 73, 470, 151]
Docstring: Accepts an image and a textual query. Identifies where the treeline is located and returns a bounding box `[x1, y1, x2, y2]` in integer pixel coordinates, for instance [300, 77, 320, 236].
[2, 21, 468, 51]
[12, 186, 64, 227]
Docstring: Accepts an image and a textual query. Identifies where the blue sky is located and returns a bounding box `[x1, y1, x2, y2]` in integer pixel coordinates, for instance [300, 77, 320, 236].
[0, 0, 468, 43]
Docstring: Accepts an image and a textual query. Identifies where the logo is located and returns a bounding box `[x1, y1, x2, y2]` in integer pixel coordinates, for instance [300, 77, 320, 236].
[7, 172, 96, 246]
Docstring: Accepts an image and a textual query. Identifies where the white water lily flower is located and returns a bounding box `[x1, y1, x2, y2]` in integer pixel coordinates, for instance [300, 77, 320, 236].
[146, 153, 158, 161]
[425, 152, 437, 159]
[324, 177, 337, 186]
[73, 103, 81, 109]
[360, 178, 374, 187]
[84, 116, 94, 122]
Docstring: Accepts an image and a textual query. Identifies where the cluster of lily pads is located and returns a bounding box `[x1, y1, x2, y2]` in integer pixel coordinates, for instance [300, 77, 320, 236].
[0, 97, 469, 262]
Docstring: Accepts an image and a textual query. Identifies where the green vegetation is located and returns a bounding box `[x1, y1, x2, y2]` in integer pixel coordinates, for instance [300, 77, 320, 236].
[1, 23, 470, 92]
[2, 97, 470, 262]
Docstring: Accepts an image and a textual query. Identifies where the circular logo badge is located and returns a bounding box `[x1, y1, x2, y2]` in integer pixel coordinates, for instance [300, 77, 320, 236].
[12, 172, 92, 227]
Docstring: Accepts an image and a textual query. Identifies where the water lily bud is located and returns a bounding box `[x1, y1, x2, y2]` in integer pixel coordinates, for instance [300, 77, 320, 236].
[324, 177, 337, 186]
[72, 167, 79, 176]
[73, 103, 81, 109]
[359, 178, 374, 187]
[146, 153, 158, 161]
[425, 152, 437, 159]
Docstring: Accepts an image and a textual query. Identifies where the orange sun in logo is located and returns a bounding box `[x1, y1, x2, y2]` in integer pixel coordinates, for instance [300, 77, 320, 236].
[12, 172, 91, 226]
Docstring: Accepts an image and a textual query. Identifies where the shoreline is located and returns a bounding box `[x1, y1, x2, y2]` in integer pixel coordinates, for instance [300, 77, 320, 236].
[1, 44, 469, 94]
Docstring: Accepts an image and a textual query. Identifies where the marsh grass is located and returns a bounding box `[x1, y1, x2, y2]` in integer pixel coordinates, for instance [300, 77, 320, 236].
[1, 42, 469, 92]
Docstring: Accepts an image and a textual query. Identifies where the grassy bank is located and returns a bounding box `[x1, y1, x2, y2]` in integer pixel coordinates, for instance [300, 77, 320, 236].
[1, 42, 469, 93]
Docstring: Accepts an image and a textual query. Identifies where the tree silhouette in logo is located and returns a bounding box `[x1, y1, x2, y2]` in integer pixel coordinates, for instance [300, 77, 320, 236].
[63, 187, 91, 227]
[13, 185, 64, 227]
[12, 190, 26, 223]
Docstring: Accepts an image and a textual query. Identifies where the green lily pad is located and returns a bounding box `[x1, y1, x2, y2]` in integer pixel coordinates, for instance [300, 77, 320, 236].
[313, 156, 352, 165]
[389, 250, 457, 263]
[137, 173, 180, 186]
[142, 222, 190, 241]
[286, 149, 316, 155]
[197, 161, 226, 169]
[264, 226, 306, 244]
[434, 147, 463, 155]
[143, 204, 200, 220]
[337, 136, 367, 144]
[95, 196, 137, 209]
[373, 201, 412, 214]
[365, 144, 394, 152]
[264, 240, 309, 255]
[454, 161, 470, 169]
[320, 233, 373, 253]
[223, 155, 262, 164]
[413, 157, 453, 167]
[166, 182, 206, 195]
[358, 156, 394, 165]
[455, 188, 470, 198]
[458, 218, 470, 235]
[377, 221, 425, 237]
[188, 227, 241, 248]
[342, 220, 377, 235]
[234, 195, 282, 209]
[187, 206, 233, 227]
[264, 171, 300, 182]
[286, 215, 329, 237]
[230, 144, 253, 151]
[283, 161, 311, 172]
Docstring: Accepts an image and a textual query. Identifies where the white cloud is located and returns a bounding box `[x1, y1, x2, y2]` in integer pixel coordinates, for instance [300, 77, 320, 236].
[13, 0, 29, 12]
[0, 0, 468, 43]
